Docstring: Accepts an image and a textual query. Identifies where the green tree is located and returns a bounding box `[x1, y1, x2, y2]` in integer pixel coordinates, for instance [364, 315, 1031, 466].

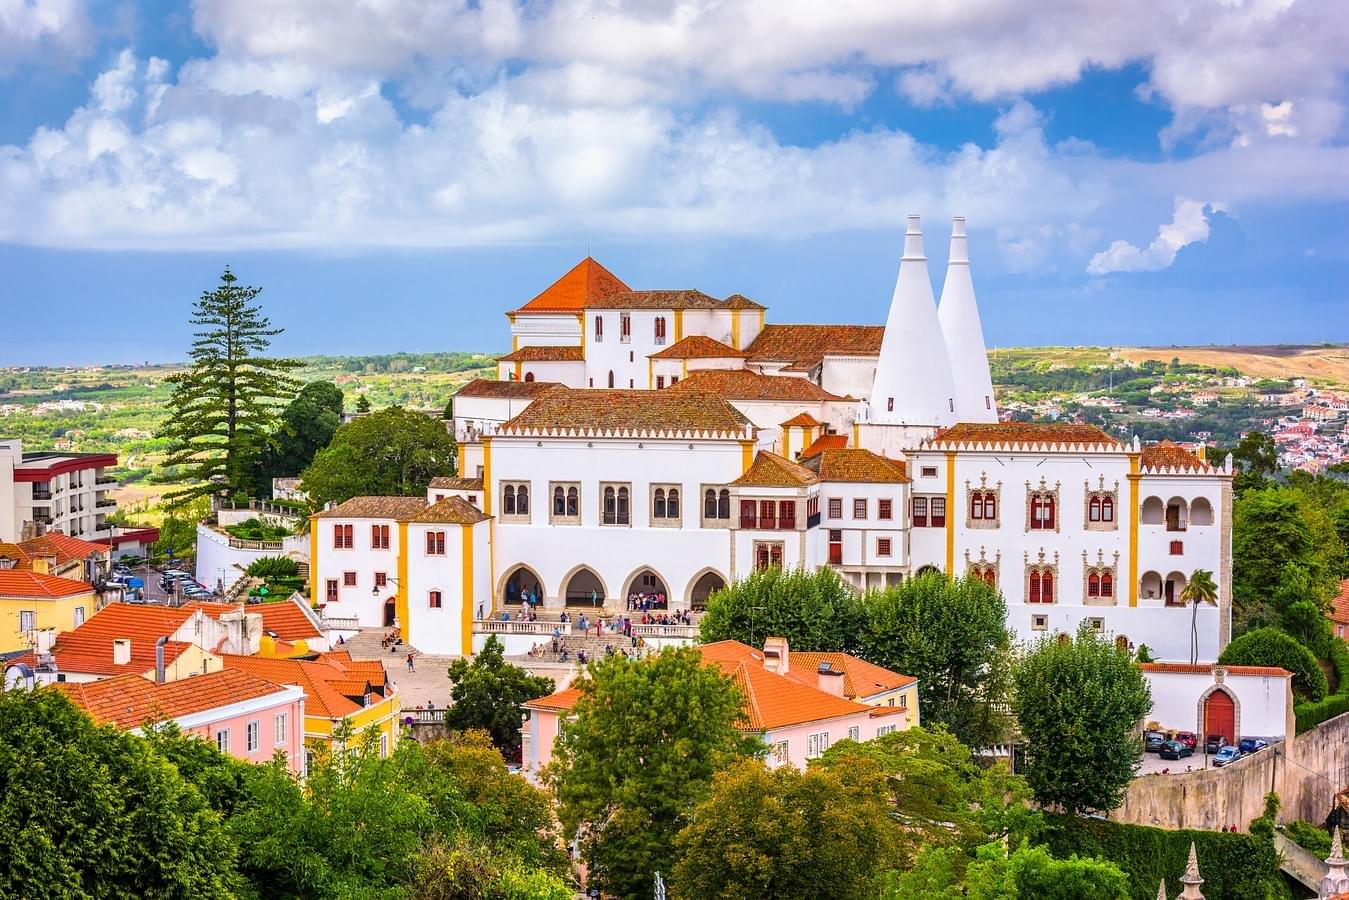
[671, 756, 900, 900]
[1180, 568, 1219, 665]
[261, 381, 344, 488]
[859, 572, 1013, 750]
[445, 636, 554, 758]
[1218, 627, 1328, 701]
[412, 839, 573, 900]
[886, 841, 1130, 900]
[697, 566, 864, 652]
[544, 649, 759, 899]
[1013, 626, 1152, 815]
[1228, 430, 1278, 494]
[153, 494, 211, 559]
[301, 406, 457, 506]
[0, 689, 240, 898]
[356, 393, 371, 413]
[1232, 487, 1337, 629]
[158, 268, 300, 505]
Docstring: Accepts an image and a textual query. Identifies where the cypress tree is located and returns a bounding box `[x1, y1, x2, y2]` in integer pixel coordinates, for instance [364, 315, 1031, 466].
[159, 268, 300, 505]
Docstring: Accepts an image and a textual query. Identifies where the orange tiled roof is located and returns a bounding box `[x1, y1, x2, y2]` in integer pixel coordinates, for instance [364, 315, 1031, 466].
[511, 258, 630, 314]
[48, 603, 198, 676]
[787, 651, 916, 698]
[1141, 440, 1212, 472]
[222, 652, 391, 719]
[928, 422, 1121, 449]
[429, 476, 484, 491]
[410, 496, 490, 525]
[1139, 662, 1292, 678]
[586, 290, 764, 311]
[805, 448, 910, 484]
[496, 345, 585, 362]
[744, 324, 885, 372]
[733, 451, 819, 487]
[0, 570, 96, 599]
[498, 388, 750, 437]
[1, 532, 107, 570]
[1333, 580, 1349, 626]
[188, 597, 322, 642]
[648, 335, 746, 360]
[780, 412, 823, 428]
[666, 369, 843, 402]
[54, 669, 293, 730]
[314, 496, 430, 520]
[524, 686, 583, 711]
[455, 378, 564, 399]
[802, 433, 849, 457]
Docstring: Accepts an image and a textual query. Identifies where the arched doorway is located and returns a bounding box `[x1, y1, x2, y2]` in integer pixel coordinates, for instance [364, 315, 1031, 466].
[687, 570, 727, 610]
[1165, 571, 1188, 606]
[623, 568, 669, 610]
[383, 598, 396, 627]
[1203, 688, 1236, 745]
[501, 565, 546, 607]
[563, 567, 606, 607]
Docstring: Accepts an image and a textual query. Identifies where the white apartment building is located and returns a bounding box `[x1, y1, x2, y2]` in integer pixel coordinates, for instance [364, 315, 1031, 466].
[0, 440, 120, 543]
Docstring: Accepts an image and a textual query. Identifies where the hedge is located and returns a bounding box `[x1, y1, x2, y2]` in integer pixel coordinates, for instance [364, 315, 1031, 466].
[1294, 640, 1349, 733]
[1033, 814, 1290, 900]
[1219, 628, 1327, 702]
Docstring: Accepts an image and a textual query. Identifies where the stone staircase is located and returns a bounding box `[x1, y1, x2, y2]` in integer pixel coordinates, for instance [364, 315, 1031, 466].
[338, 627, 424, 661]
[523, 630, 650, 663]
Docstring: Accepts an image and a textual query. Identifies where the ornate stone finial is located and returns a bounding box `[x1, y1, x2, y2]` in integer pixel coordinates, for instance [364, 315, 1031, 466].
[1322, 825, 1349, 898]
[1157, 879, 1168, 900]
[1178, 842, 1204, 899]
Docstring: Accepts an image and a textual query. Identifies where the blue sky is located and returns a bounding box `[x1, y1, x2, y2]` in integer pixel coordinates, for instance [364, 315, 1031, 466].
[1, 1, 1346, 365]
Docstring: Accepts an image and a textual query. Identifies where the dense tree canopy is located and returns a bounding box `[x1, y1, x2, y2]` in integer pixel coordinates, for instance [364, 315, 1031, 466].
[858, 572, 1013, 750]
[301, 406, 457, 506]
[258, 381, 344, 490]
[1232, 487, 1343, 630]
[888, 841, 1130, 900]
[1227, 430, 1278, 495]
[1013, 626, 1152, 815]
[697, 566, 864, 652]
[671, 756, 899, 900]
[544, 649, 759, 899]
[1219, 627, 1328, 701]
[445, 636, 554, 759]
[0, 689, 240, 898]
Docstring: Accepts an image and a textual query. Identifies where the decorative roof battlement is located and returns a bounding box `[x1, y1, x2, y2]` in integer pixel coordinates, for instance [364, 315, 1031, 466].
[924, 422, 1122, 453]
[1139, 440, 1220, 475]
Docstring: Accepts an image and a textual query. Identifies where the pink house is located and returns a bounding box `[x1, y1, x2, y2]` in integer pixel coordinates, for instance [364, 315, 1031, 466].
[522, 639, 919, 776]
[54, 668, 307, 774]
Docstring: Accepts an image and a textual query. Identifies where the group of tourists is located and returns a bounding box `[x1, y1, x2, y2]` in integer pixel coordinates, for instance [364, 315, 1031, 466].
[626, 591, 666, 611]
[639, 609, 692, 626]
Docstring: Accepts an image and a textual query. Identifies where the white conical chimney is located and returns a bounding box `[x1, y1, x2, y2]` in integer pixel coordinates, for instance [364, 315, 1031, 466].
[869, 215, 958, 426]
[938, 217, 997, 423]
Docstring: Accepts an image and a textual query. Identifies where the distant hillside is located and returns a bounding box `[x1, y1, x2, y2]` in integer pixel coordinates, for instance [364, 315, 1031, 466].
[1117, 345, 1349, 386]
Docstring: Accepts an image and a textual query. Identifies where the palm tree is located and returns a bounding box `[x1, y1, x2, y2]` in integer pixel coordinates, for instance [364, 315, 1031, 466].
[1181, 569, 1219, 665]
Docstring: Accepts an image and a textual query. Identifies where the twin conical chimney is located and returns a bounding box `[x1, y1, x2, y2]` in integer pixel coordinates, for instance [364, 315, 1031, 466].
[938, 217, 998, 423]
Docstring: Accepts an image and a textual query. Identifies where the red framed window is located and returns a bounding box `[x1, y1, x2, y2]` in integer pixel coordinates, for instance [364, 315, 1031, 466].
[325, 579, 338, 602]
[656, 376, 665, 389]
[759, 500, 777, 531]
[739, 499, 757, 529]
[428, 590, 442, 609]
[778, 500, 796, 530]
[1030, 494, 1056, 530]
[878, 499, 892, 520]
[1102, 496, 1115, 522]
[877, 538, 892, 557]
[930, 497, 947, 528]
[426, 531, 446, 555]
[828, 498, 842, 519]
[1170, 540, 1184, 555]
[754, 542, 783, 570]
[853, 498, 867, 519]
[1088, 573, 1101, 597]
[375, 572, 387, 588]
[971, 491, 996, 521]
[1101, 573, 1114, 597]
[1028, 570, 1055, 603]
[343, 571, 357, 587]
[620, 313, 631, 341]
[371, 524, 389, 549]
[912, 496, 928, 527]
[333, 524, 353, 549]
[1088, 496, 1102, 522]
[654, 317, 667, 344]
[828, 530, 842, 565]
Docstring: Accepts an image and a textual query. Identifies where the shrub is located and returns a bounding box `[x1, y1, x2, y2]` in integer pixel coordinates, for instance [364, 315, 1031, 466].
[1218, 627, 1328, 701]
[1283, 820, 1331, 857]
[225, 518, 292, 541]
[1294, 692, 1349, 733]
[245, 556, 300, 578]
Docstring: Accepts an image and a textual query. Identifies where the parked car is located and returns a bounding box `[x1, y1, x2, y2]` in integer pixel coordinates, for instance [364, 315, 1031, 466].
[1213, 745, 1242, 767]
[1175, 731, 1198, 751]
[1238, 738, 1269, 754]
[1204, 734, 1227, 754]
[1159, 740, 1193, 760]
[1144, 731, 1167, 753]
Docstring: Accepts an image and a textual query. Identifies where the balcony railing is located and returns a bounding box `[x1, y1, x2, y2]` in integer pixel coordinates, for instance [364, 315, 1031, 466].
[407, 709, 446, 725]
[31, 490, 52, 500]
[96, 499, 117, 509]
[629, 623, 698, 639]
[321, 615, 361, 632]
[474, 619, 572, 636]
[95, 476, 117, 485]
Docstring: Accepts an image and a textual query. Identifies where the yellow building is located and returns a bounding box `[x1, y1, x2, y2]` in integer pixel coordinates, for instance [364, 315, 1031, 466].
[0, 570, 98, 653]
[222, 651, 403, 760]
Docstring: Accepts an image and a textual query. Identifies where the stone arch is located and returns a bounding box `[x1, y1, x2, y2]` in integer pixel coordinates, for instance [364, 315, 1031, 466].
[1165, 570, 1189, 605]
[685, 568, 728, 610]
[621, 567, 670, 609]
[1190, 496, 1214, 526]
[1165, 496, 1189, 531]
[497, 565, 547, 606]
[1196, 683, 1240, 745]
[1141, 496, 1165, 525]
[383, 597, 397, 627]
[561, 564, 610, 607]
[1140, 570, 1163, 600]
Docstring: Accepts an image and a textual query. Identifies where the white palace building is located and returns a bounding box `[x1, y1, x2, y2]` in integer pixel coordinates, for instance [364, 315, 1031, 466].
[310, 216, 1233, 664]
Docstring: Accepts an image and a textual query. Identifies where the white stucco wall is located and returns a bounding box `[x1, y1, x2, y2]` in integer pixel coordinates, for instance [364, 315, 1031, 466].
[195, 525, 308, 592]
[1143, 669, 1292, 742]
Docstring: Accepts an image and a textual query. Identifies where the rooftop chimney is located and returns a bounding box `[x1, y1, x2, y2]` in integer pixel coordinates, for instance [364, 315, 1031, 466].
[762, 636, 790, 675]
[938, 216, 997, 423]
[112, 638, 131, 667]
[154, 636, 168, 684]
[817, 662, 846, 698]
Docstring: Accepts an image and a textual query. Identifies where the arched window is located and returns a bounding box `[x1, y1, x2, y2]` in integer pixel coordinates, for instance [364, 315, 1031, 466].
[428, 590, 442, 609]
[603, 486, 616, 524]
[524, 371, 535, 382]
[1102, 496, 1114, 522]
[503, 484, 516, 515]
[1029, 571, 1042, 603]
[668, 488, 679, 518]
[566, 487, 579, 517]
[971, 493, 984, 520]
[1089, 496, 1102, 522]
[983, 568, 997, 586]
[970, 490, 997, 522]
[654, 318, 666, 343]
[1101, 572, 1114, 597]
[654, 489, 666, 518]
[705, 488, 717, 518]
[1030, 493, 1056, 530]
[617, 486, 630, 524]
[553, 486, 565, 516]
[594, 315, 603, 341]
[607, 370, 615, 388]
[1042, 571, 1055, 603]
[517, 485, 529, 515]
[1088, 572, 1101, 597]
[718, 489, 730, 519]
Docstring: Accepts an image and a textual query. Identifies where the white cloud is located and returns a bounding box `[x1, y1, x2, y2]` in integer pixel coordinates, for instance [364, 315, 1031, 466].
[0, 0, 92, 71]
[1087, 197, 1216, 274]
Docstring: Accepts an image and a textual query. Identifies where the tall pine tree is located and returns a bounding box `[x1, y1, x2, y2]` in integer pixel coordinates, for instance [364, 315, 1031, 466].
[159, 268, 300, 506]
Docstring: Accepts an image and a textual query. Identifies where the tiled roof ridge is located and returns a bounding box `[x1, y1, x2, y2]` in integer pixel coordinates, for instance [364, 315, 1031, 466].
[496, 345, 585, 362]
[733, 450, 820, 487]
[496, 388, 752, 438]
[511, 257, 631, 314]
[314, 496, 431, 519]
[1139, 662, 1292, 677]
[926, 422, 1122, 451]
[648, 335, 747, 359]
[0, 569, 96, 598]
[411, 495, 490, 525]
[667, 369, 845, 402]
[1140, 440, 1217, 474]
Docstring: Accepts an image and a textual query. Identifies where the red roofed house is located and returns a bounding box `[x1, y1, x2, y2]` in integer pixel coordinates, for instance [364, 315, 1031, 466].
[0, 570, 99, 653]
[55, 669, 307, 773]
[0, 531, 110, 582]
[1332, 580, 1349, 641]
[522, 639, 918, 778]
[1141, 662, 1294, 746]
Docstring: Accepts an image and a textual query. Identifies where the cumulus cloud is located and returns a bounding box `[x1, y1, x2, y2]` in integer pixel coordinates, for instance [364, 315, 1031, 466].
[1087, 197, 1217, 275]
[0, 0, 92, 71]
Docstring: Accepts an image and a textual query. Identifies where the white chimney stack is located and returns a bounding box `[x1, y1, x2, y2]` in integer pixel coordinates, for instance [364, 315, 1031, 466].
[817, 662, 846, 698]
[112, 638, 131, 667]
[937, 217, 997, 423]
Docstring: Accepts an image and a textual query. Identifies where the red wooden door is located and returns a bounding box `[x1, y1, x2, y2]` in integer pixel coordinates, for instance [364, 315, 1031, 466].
[1204, 690, 1235, 744]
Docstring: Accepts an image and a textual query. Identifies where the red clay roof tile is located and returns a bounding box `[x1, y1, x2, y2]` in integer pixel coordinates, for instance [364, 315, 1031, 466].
[511, 258, 630, 314]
